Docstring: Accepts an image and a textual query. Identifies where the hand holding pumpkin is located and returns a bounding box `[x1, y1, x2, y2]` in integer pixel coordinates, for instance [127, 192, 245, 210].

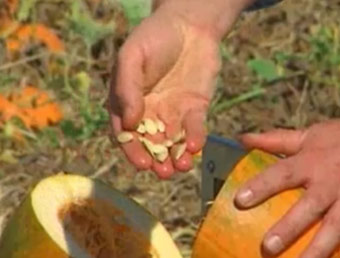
[236, 120, 340, 258]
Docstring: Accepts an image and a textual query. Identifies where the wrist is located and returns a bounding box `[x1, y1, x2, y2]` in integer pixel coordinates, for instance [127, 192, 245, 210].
[154, 0, 255, 40]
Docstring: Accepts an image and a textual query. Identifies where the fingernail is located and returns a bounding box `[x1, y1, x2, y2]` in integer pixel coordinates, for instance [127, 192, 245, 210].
[264, 235, 284, 255]
[236, 189, 253, 206]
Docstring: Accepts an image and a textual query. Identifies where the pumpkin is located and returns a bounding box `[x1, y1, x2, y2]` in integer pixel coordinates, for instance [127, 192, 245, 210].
[0, 86, 63, 130]
[0, 174, 183, 258]
[5, 24, 65, 54]
[192, 150, 340, 258]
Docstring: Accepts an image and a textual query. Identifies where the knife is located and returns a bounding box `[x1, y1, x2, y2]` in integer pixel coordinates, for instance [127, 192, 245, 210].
[201, 134, 249, 214]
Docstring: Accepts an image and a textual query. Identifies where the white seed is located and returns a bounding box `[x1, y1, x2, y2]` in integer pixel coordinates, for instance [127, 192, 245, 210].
[173, 143, 187, 160]
[139, 137, 169, 161]
[152, 144, 168, 154]
[144, 119, 158, 135]
[156, 151, 168, 163]
[139, 137, 155, 158]
[172, 129, 186, 143]
[117, 132, 133, 143]
[136, 123, 146, 134]
[156, 119, 166, 133]
[163, 140, 173, 148]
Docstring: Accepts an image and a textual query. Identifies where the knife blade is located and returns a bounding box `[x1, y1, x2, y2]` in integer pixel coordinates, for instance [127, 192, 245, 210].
[201, 134, 248, 214]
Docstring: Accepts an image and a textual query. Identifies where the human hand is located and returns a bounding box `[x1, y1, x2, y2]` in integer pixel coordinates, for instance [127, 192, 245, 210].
[235, 120, 340, 257]
[109, 0, 248, 179]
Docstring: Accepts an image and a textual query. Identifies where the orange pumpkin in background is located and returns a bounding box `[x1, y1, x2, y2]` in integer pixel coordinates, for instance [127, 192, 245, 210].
[192, 150, 340, 258]
[5, 24, 65, 54]
[0, 86, 63, 130]
[0, 0, 64, 54]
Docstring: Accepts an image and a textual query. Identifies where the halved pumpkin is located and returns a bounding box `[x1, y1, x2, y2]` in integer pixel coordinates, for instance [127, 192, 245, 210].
[193, 150, 340, 258]
[0, 174, 182, 258]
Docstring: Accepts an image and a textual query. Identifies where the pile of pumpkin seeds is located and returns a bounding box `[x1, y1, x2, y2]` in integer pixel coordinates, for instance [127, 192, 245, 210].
[117, 118, 186, 162]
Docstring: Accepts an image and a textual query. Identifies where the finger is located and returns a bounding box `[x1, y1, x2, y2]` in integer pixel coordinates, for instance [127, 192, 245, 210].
[170, 149, 193, 172]
[183, 109, 207, 154]
[109, 110, 123, 135]
[122, 139, 153, 171]
[239, 129, 306, 156]
[110, 113, 152, 170]
[261, 188, 333, 257]
[111, 43, 145, 129]
[235, 158, 304, 208]
[152, 157, 175, 179]
[164, 120, 182, 140]
[300, 200, 340, 258]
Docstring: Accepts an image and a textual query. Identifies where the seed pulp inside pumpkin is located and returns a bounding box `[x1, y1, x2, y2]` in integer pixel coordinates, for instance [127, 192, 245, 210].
[58, 198, 158, 258]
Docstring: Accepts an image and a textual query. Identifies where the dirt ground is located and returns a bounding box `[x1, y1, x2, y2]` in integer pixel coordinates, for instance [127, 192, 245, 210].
[1, 0, 340, 257]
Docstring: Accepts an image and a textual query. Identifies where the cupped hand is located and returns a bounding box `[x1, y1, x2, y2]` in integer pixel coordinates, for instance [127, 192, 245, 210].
[109, 3, 221, 179]
[236, 120, 340, 258]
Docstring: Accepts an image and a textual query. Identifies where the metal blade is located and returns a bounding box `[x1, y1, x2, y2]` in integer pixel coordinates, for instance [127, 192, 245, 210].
[201, 134, 248, 214]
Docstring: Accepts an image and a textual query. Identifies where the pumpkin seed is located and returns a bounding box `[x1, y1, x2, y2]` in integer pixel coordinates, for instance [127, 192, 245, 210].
[152, 144, 168, 154]
[139, 137, 169, 161]
[156, 151, 168, 163]
[156, 119, 165, 133]
[173, 143, 187, 160]
[163, 140, 173, 148]
[117, 132, 133, 143]
[144, 119, 158, 135]
[172, 129, 186, 143]
[139, 137, 156, 158]
[136, 123, 146, 134]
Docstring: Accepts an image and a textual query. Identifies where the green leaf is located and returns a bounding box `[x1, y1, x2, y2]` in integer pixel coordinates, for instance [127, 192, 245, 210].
[17, 0, 37, 21]
[61, 120, 83, 138]
[68, 0, 115, 46]
[274, 51, 292, 63]
[73, 71, 91, 95]
[211, 87, 266, 114]
[247, 58, 279, 82]
[118, 0, 151, 27]
[40, 128, 60, 148]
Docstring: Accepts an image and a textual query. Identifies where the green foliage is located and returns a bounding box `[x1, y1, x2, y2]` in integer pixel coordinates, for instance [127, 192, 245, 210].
[17, 0, 37, 21]
[247, 58, 280, 82]
[67, 0, 115, 47]
[210, 86, 265, 114]
[309, 27, 340, 68]
[274, 51, 294, 64]
[61, 104, 109, 140]
[39, 128, 60, 148]
[0, 73, 18, 88]
[61, 71, 109, 141]
[73, 71, 91, 95]
[60, 120, 83, 138]
[118, 0, 151, 27]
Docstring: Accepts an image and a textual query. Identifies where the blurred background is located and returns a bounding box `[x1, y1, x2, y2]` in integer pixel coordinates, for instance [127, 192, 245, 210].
[0, 0, 339, 257]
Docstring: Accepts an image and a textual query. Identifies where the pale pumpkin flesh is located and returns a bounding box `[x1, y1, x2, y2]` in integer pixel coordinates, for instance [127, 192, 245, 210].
[0, 174, 182, 258]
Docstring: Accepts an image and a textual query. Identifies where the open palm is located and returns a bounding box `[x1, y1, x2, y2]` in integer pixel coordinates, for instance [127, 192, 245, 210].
[109, 6, 220, 178]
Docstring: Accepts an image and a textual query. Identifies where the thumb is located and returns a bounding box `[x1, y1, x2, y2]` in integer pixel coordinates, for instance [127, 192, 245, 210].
[239, 128, 307, 156]
[110, 43, 145, 130]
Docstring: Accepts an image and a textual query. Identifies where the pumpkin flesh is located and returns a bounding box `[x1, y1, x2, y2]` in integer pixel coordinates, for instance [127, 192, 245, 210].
[0, 174, 182, 258]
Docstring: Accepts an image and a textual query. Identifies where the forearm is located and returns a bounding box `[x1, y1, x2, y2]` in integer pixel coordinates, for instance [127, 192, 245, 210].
[153, 0, 255, 39]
